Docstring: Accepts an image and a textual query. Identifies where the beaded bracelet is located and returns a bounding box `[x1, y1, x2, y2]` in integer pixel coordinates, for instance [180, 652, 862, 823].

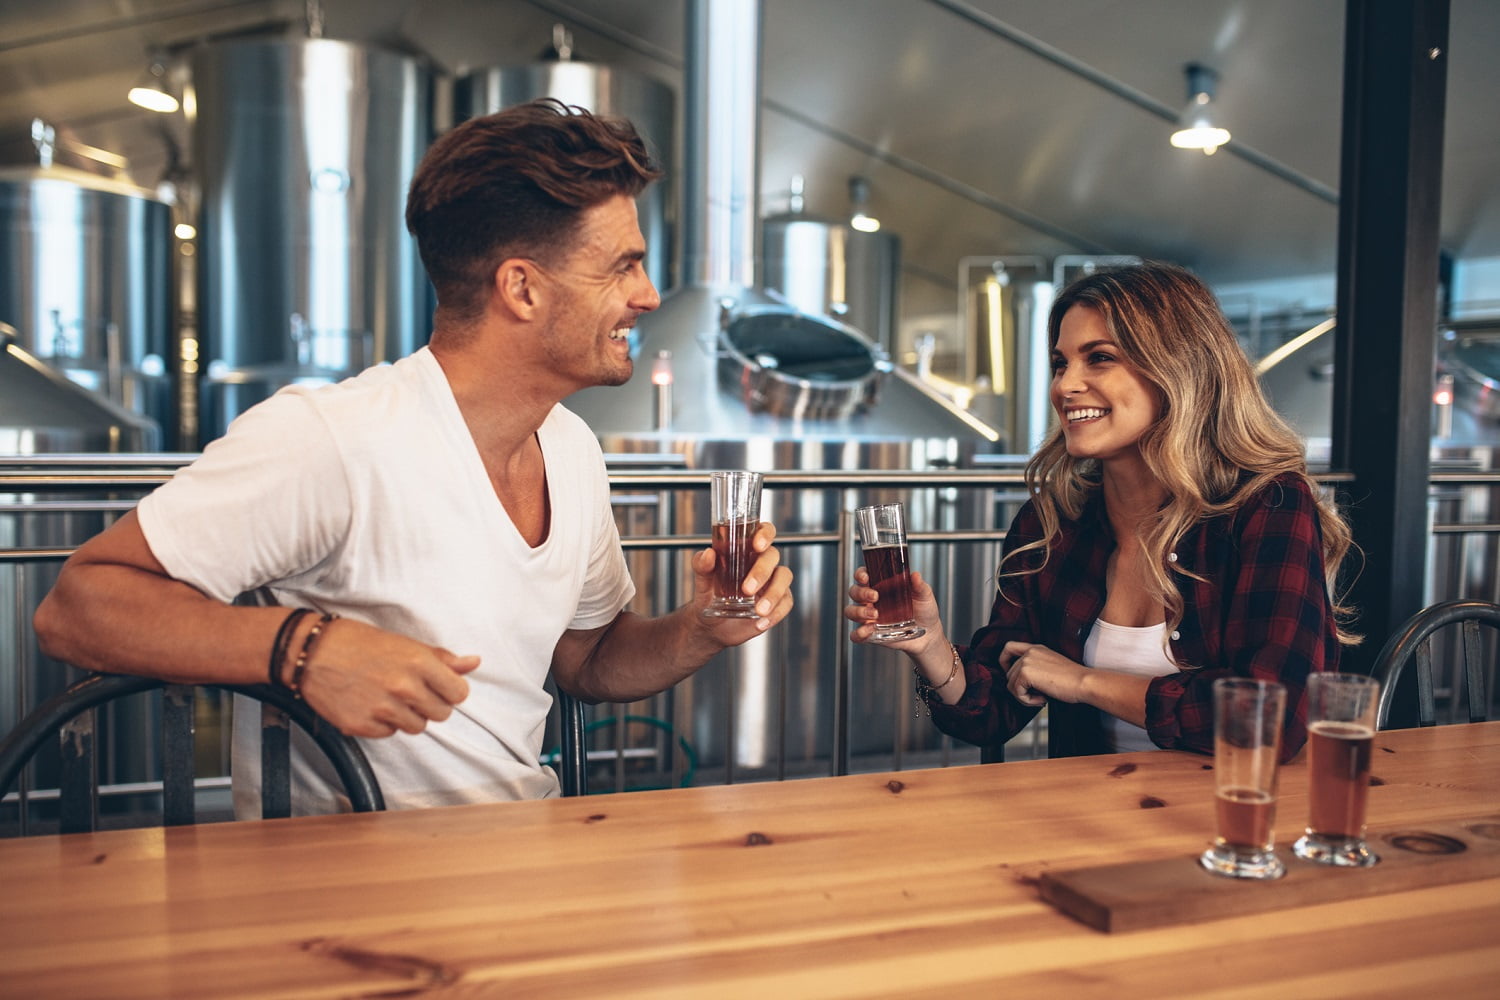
[268, 608, 313, 690]
[289, 612, 339, 696]
[912, 644, 963, 718]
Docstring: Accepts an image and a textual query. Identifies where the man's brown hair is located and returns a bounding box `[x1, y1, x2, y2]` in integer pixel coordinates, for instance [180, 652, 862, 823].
[405, 97, 662, 326]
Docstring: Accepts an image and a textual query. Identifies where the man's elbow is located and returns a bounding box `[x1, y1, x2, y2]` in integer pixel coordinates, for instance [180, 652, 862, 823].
[33, 561, 93, 664]
[32, 583, 71, 661]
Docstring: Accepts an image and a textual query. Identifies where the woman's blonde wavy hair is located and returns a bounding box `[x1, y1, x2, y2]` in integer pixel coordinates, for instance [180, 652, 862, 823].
[1001, 261, 1358, 644]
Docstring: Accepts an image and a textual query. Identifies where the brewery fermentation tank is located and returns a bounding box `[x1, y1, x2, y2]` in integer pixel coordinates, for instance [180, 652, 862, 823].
[1, 331, 160, 809]
[762, 212, 901, 355]
[453, 53, 675, 294]
[190, 38, 434, 443]
[0, 165, 173, 436]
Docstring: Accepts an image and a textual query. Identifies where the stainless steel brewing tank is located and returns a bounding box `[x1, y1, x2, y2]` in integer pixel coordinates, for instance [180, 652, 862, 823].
[0, 166, 173, 434]
[190, 38, 434, 444]
[568, 284, 1003, 780]
[1, 334, 160, 808]
[958, 256, 1054, 454]
[761, 214, 900, 355]
[717, 305, 890, 421]
[453, 60, 676, 295]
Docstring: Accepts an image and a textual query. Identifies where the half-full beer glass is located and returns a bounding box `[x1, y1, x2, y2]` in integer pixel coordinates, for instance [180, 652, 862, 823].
[703, 471, 763, 619]
[1293, 672, 1381, 867]
[853, 502, 925, 643]
[1200, 678, 1288, 880]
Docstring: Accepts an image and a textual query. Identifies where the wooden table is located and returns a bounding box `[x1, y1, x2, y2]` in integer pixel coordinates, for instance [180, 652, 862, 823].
[3, 722, 1499, 999]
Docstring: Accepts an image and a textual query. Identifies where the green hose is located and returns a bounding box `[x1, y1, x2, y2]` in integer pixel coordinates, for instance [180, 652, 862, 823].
[541, 714, 697, 790]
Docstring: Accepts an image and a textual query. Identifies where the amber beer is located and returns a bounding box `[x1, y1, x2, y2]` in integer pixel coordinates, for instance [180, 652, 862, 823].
[1200, 678, 1286, 880]
[851, 502, 926, 642]
[712, 519, 761, 606]
[703, 471, 763, 619]
[1306, 720, 1374, 839]
[1216, 786, 1275, 849]
[1293, 672, 1381, 867]
[861, 543, 915, 625]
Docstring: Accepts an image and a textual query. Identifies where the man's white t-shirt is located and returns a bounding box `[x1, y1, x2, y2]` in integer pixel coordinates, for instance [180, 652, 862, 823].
[136, 347, 635, 814]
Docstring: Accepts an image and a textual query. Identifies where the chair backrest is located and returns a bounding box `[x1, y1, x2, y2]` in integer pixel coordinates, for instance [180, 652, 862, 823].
[0, 673, 384, 834]
[556, 689, 588, 797]
[1372, 599, 1500, 729]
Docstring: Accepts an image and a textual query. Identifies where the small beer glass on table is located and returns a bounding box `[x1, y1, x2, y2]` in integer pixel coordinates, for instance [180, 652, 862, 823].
[702, 471, 764, 619]
[852, 502, 926, 643]
[1200, 678, 1288, 880]
[1293, 672, 1381, 867]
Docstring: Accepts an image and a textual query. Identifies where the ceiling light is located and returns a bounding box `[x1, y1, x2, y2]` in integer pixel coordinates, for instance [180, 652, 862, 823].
[1170, 63, 1230, 155]
[848, 175, 881, 233]
[128, 60, 179, 114]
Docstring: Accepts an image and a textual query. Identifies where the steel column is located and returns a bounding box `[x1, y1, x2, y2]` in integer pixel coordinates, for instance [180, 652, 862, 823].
[1331, 0, 1450, 689]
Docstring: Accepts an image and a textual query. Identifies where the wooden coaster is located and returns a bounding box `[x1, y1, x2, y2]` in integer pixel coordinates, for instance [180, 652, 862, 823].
[1038, 813, 1500, 933]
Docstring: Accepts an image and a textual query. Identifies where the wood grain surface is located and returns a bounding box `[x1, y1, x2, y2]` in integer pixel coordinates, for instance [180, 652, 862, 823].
[1040, 811, 1500, 932]
[3, 722, 1499, 999]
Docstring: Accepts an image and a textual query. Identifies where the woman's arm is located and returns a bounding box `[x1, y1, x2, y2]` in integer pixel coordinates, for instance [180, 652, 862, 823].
[1145, 475, 1336, 761]
[922, 503, 1060, 748]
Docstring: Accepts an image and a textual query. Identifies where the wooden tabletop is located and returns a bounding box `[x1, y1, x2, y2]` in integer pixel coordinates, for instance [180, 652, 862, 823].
[4, 722, 1499, 999]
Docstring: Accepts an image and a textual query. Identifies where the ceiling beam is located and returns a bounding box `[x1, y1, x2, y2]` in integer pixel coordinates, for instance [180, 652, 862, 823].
[924, 0, 1339, 205]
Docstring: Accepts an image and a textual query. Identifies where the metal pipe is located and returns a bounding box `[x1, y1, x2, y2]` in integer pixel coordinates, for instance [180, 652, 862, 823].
[924, 0, 1339, 205]
[682, 0, 761, 287]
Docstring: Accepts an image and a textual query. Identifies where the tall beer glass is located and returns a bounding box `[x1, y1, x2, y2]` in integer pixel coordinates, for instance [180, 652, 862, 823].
[1293, 672, 1381, 867]
[1200, 678, 1288, 880]
[703, 471, 763, 619]
[852, 502, 925, 643]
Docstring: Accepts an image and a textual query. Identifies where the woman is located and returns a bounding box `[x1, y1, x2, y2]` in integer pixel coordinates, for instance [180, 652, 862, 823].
[845, 261, 1355, 761]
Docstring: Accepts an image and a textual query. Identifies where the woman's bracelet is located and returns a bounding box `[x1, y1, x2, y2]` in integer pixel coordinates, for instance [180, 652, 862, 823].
[912, 644, 963, 717]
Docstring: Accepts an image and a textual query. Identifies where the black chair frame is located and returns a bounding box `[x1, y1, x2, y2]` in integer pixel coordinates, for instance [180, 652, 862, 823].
[1372, 598, 1499, 729]
[556, 689, 588, 797]
[0, 673, 384, 834]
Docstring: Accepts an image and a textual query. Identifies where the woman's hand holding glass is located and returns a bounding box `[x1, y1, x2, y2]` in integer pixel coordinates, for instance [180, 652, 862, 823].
[846, 569, 965, 704]
[844, 567, 945, 647]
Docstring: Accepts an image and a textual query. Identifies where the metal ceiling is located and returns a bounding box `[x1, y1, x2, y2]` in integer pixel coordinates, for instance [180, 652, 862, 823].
[2, 0, 1497, 315]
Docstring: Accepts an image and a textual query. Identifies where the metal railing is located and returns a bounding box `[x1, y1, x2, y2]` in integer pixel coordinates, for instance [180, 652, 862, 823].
[3, 457, 1496, 825]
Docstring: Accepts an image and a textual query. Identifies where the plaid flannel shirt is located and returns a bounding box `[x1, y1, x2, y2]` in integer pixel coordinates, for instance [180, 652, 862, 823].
[930, 473, 1338, 761]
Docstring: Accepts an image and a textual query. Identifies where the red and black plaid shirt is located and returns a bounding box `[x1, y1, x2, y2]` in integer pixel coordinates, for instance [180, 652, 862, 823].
[930, 473, 1338, 761]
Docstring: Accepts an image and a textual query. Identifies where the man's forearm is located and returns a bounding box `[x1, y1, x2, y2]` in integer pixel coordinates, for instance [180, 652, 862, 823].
[35, 561, 279, 686]
[563, 607, 727, 704]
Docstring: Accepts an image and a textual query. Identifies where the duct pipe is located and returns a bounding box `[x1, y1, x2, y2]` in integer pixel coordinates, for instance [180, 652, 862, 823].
[682, 0, 761, 288]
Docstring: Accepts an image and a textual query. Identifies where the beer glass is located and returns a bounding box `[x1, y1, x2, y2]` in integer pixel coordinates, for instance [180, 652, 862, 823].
[1200, 678, 1288, 880]
[852, 502, 926, 643]
[1293, 672, 1381, 867]
[703, 471, 763, 619]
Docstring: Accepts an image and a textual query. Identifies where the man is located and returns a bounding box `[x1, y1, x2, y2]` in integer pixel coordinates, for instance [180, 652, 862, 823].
[33, 99, 794, 814]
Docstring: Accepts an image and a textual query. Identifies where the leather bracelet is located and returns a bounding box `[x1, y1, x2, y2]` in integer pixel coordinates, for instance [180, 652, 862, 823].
[913, 644, 963, 718]
[268, 608, 312, 690]
[289, 612, 338, 696]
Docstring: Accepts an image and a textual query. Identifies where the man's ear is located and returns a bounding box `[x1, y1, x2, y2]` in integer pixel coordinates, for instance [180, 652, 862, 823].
[495, 258, 543, 320]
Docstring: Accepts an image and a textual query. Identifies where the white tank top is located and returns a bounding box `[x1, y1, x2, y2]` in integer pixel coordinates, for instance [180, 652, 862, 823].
[1082, 619, 1179, 753]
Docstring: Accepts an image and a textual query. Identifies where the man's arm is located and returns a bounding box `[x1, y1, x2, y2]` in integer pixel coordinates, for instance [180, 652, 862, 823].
[34, 511, 477, 738]
[551, 524, 794, 703]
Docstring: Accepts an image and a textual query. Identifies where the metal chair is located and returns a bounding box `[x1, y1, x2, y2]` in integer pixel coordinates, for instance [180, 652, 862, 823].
[555, 688, 589, 797]
[1371, 599, 1500, 729]
[549, 690, 697, 795]
[0, 673, 384, 834]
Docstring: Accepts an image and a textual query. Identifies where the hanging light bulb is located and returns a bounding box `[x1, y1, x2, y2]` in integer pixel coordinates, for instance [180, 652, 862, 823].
[128, 60, 178, 114]
[848, 175, 881, 233]
[1170, 63, 1230, 155]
